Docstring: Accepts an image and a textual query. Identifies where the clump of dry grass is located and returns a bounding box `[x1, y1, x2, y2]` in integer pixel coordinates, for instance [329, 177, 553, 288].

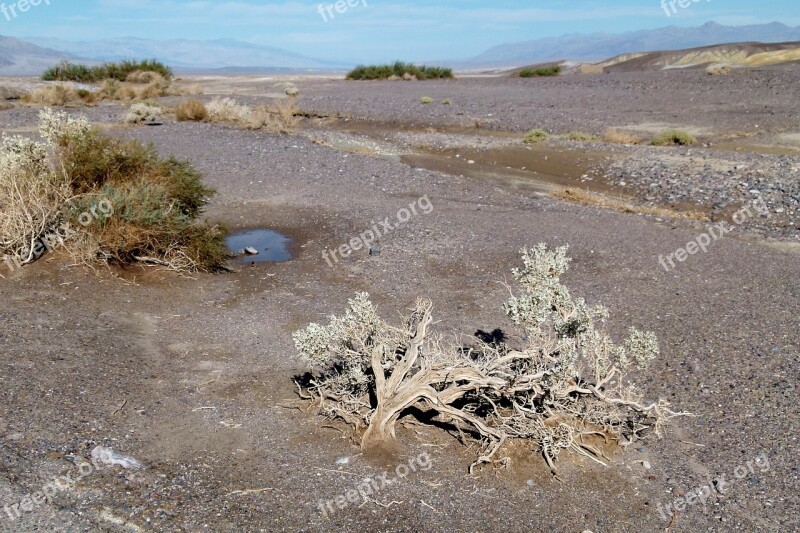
[0, 132, 72, 263]
[651, 129, 696, 146]
[553, 187, 708, 221]
[261, 99, 300, 133]
[135, 80, 169, 99]
[0, 109, 228, 273]
[125, 70, 165, 84]
[203, 97, 299, 133]
[22, 75, 177, 108]
[603, 128, 642, 145]
[175, 99, 208, 121]
[0, 86, 24, 100]
[21, 85, 99, 106]
[169, 84, 204, 96]
[206, 97, 252, 124]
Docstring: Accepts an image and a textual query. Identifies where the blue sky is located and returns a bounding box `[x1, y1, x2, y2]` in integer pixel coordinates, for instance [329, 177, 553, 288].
[1, 0, 798, 62]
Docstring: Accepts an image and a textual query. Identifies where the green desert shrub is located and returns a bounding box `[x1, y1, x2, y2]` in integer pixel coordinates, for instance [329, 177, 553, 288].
[523, 129, 549, 144]
[519, 66, 561, 78]
[0, 109, 226, 272]
[42, 60, 173, 83]
[420, 97, 433, 104]
[347, 61, 454, 80]
[651, 129, 696, 146]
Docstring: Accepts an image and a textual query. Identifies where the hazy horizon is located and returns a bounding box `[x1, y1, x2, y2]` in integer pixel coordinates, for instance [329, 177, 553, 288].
[0, 0, 798, 64]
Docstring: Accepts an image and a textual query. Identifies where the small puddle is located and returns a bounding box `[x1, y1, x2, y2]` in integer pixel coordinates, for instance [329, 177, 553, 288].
[226, 229, 292, 263]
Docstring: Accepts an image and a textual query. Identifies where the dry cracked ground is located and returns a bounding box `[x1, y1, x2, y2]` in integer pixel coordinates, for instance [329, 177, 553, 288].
[0, 68, 798, 532]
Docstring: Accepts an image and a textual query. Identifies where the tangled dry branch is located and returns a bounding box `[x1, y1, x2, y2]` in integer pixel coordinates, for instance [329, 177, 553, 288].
[294, 245, 688, 473]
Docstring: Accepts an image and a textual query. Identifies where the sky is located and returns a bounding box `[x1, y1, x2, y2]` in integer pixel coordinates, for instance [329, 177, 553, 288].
[1, 0, 798, 63]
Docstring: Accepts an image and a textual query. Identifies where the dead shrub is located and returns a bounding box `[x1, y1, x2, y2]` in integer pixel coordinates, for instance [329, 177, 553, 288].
[206, 97, 252, 124]
[175, 99, 208, 121]
[96, 78, 170, 101]
[124, 102, 163, 124]
[21, 85, 88, 107]
[203, 97, 299, 133]
[168, 84, 204, 96]
[125, 70, 164, 84]
[603, 128, 641, 144]
[21, 77, 172, 108]
[98, 79, 120, 99]
[294, 245, 687, 472]
[0, 132, 72, 263]
[260, 98, 300, 133]
[0, 86, 24, 100]
[112, 85, 137, 101]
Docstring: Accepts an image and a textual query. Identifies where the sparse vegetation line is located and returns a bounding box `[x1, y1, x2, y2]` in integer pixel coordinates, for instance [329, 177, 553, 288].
[519, 66, 561, 77]
[42, 60, 173, 83]
[347, 61, 453, 80]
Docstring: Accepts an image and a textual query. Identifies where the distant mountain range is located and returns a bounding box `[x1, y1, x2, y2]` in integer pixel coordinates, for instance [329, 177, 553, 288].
[30, 37, 348, 71]
[1, 21, 800, 76]
[0, 35, 69, 75]
[464, 21, 800, 67]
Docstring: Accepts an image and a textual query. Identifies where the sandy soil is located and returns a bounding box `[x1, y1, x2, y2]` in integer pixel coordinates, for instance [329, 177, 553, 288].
[0, 71, 798, 532]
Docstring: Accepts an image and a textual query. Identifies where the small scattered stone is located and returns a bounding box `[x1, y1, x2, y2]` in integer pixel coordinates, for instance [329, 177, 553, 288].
[244, 247, 259, 255]
[369, 245, 381, 256]
[91, 446, 143, 470]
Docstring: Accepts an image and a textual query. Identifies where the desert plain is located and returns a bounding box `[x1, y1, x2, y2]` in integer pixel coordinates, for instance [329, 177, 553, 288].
[0, 67, 798, 532]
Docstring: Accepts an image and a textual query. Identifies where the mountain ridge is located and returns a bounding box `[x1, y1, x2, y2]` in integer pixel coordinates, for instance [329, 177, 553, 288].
[0, 35, 71, 75]
[25, 36, 349, 70]
[464, 21, 800, 67]
[1, 21, 800, 75]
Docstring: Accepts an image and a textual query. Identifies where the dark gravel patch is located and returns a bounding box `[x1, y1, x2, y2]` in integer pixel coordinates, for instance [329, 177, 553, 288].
[591, 144, 800, 240]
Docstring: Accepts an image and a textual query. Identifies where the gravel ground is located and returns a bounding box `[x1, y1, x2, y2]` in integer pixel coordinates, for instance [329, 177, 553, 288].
[0, 72, 798, 532]
[593, 144, 800, 240]
[296, 67, 800, 136]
